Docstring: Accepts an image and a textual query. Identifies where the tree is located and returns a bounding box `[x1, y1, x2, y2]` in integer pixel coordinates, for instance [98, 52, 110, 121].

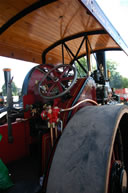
[76, 58, 128, 88]
[75, 57, 87, 77]
[107, 60, 117, 74]
[2, 82, 18, 96]
[122, 77, 128, 88]
[107, 60, 128, 88]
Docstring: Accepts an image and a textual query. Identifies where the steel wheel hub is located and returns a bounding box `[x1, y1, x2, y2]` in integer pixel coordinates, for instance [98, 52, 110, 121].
[110, 162, 127, 193]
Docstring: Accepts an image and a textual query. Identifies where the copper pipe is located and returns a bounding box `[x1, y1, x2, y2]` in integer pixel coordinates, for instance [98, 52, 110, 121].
[55, 126, 58, 139]
[50, 126, 54, 147]
[61, 99, 98, 112]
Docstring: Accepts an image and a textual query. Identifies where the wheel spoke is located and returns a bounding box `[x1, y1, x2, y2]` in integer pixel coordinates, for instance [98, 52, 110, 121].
[112, 151, 115, 162]
[56, 82, 63, 92]
[59, 81, 66, 89]
[60, 66, 71, 78]
[47, 73, 56, 82]
[47, 83, 57, 96]
[114, 128, 124, 163]
[43, 79, 54, 84]
[61, 76, 74, 81]
[52, 69, 60, 78]
[118, 128, 124, 164]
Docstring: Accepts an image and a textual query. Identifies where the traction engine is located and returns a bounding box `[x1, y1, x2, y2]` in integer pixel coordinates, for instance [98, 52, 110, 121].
[0, 52, 127, 193]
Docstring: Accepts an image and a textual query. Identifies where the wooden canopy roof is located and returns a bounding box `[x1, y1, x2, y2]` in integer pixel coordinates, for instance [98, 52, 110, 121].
[0, 0, 128, 64]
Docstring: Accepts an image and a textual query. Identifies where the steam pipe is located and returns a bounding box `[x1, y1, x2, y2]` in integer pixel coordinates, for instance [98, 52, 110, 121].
[61, 99, 98, 112]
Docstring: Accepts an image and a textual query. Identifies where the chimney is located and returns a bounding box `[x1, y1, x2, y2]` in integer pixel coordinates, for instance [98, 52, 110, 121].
[3, 68, 13, 143]
[3, 68, 13, 108]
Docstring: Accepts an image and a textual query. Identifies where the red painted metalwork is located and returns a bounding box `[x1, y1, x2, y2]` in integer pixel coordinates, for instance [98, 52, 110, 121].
[23, 94, 35, 119]
[39, 64, 77, 99]
[0, 63, 97, 192]
[42, 133, 52, 173]
[0, 120, 30, 164]
[115, 88, 128, 101]
[58, 77, 96, 128]
[41, 106, 60, 125]
[27, 64, 54, 103]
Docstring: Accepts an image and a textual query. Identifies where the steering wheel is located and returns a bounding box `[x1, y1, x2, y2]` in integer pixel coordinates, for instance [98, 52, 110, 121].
[38, 64, 77, 99]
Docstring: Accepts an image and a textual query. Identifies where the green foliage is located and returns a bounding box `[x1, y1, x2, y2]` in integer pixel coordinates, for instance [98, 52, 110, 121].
[75, 58, 128, 89]
[122, 77, 128, 88]
[75, 57, 87, 77]
[2, 82, 18, 96]
[107, 60, 128, 88]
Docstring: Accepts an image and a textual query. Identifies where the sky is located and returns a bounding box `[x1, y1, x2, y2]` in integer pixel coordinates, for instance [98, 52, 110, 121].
[0, 57, 37, 91]
[0, 0, 128, 91]
[96, 0, 128, 77]
[96, 0, 128, 43]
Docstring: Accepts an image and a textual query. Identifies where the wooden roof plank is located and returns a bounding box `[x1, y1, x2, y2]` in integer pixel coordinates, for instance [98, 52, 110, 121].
[0, 0, 127, 63]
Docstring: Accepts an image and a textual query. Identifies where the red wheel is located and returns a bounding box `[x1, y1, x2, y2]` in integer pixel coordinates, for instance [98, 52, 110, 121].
[38, 64, 77, 99]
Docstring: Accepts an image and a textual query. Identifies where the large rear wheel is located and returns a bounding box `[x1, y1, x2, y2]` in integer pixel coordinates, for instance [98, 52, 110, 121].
[46, 105, 128, 193]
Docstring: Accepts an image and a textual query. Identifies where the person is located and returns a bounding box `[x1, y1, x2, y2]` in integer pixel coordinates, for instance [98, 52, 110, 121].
[0, 92, 4, 108]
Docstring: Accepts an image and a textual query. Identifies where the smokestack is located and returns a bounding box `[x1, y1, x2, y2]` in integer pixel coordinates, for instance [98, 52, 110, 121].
[3, 68, 13, 108]
[3, 68, 13, 143]
[96, 51, 107, 80]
